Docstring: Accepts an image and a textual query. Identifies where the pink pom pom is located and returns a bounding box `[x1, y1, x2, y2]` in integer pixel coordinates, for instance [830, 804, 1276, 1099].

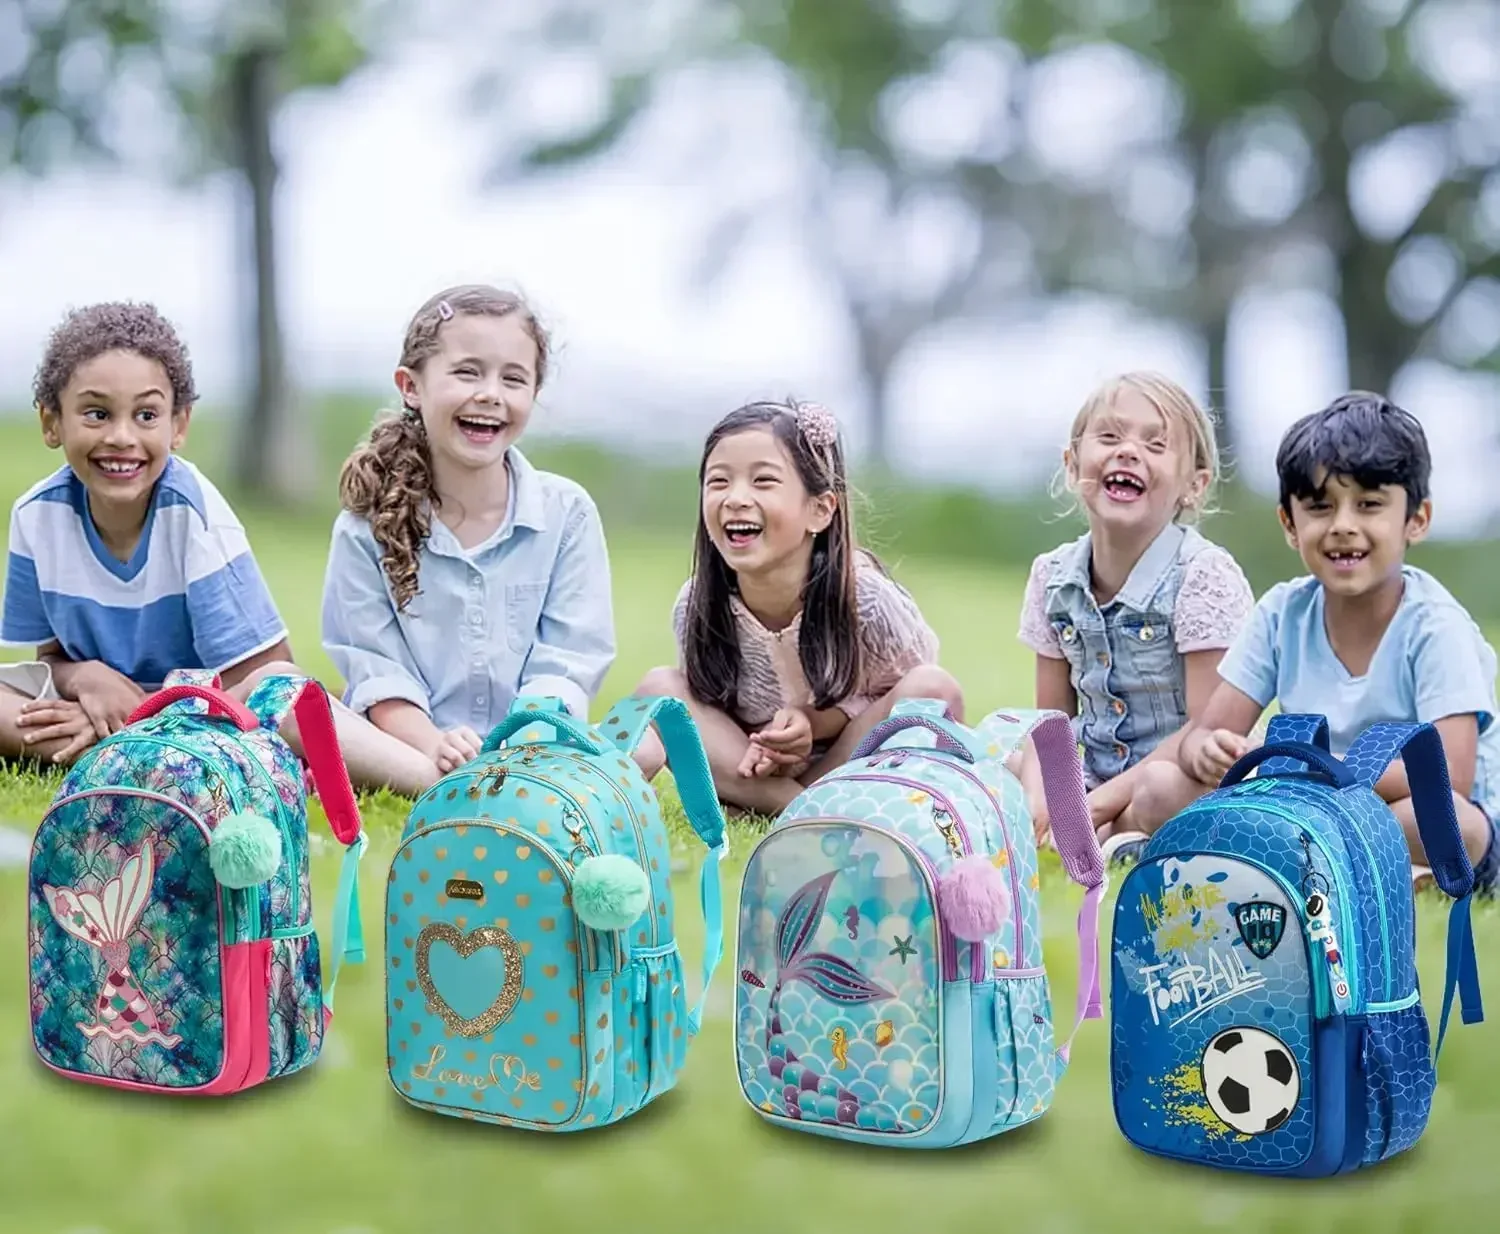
[938, 854, 1012, 942]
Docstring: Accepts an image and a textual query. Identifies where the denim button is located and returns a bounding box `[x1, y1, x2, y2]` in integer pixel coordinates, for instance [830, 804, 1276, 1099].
[1097, 651, 1110, 666]
[1140, 624, 1155, 642]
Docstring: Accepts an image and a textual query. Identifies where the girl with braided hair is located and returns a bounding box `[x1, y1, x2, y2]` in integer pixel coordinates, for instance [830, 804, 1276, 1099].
[322, 285, 615, 780]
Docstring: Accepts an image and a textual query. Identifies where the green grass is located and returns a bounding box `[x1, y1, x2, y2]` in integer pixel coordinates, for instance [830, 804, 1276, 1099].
[2, 416, 1499, 1232]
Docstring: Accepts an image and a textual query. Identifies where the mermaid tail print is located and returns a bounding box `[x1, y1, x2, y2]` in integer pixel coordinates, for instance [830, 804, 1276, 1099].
[42, 841, 182, 1049]
[764, 869, 894, 1125]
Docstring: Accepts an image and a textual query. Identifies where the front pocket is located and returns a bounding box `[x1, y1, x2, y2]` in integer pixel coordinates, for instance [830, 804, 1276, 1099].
[735, 818, 944, 1136]
[268, 933, 325, 1078]
[991, 972, 1055, 1129]
[505, 581, 549, 653]
[29, 790, 227, 1089]
[1111, 852, 1318, 1170]
[1360, 1003, 1435, 1163]
[386, 821, 595, 1127]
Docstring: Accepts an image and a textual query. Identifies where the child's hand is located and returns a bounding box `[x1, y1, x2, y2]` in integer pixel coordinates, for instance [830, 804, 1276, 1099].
[52, 661, 144, 739]
[750, 709, 813, 761]
[1190, 728, 1251, 783]
[16, 698, 100, 763]
[431, 725, 482, 774]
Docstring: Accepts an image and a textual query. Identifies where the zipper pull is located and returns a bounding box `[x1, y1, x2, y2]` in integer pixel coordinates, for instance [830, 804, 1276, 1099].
[563, 806, 592, 864]
[1304, 888, 1351, 1013]
[932, 805, 962, 857]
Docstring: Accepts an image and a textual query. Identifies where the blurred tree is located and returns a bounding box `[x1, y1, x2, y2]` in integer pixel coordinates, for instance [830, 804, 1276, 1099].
[477, 0, 1499, 467]
[0, 0, 379, 500]
[1051, 0, 1500, 453]
[472, 0, 1147, 465]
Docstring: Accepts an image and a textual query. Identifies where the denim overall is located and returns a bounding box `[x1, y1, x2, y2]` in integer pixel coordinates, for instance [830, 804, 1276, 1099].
[1042, 522, 1204, 789]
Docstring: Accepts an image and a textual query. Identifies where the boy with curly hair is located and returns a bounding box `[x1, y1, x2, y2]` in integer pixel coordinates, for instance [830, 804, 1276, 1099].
[0, 301, 439, 793]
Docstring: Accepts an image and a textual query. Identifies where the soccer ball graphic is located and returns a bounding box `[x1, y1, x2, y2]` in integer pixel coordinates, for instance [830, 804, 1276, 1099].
[1201, 1026, 1300, 1135]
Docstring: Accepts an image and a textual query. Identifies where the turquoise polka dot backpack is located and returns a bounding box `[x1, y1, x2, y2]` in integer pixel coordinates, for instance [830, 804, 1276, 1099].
[384, 693, 728, 1130]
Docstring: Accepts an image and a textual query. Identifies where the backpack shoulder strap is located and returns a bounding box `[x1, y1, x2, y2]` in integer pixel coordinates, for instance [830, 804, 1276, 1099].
[976, 707, 1107, 1065]
[242, 673, 369, 1015]
[1258, 713, 1330, 777]
[1341, 720, 1483, 1059]
[595, 693, 729, 1038]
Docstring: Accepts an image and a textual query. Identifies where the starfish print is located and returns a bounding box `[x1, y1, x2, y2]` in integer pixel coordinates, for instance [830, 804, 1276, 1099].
[889, 934, 917, 964]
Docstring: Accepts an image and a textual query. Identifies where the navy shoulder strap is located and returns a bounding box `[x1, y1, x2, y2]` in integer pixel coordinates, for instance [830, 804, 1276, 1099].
[1258, 714, 1330, 776]
[1341, 721, 1483, 1059]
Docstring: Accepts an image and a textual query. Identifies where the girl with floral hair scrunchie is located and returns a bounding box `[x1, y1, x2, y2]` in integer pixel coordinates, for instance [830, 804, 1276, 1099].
[632, 397, 962, 816]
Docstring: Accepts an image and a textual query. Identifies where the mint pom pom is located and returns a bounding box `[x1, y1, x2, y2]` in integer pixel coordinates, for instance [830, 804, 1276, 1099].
[209, 812, 282, 888]
[571, 854, 651, 930]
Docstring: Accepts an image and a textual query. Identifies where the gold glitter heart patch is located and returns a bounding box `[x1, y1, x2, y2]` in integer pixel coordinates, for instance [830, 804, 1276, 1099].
[414, 922, 524, 1037]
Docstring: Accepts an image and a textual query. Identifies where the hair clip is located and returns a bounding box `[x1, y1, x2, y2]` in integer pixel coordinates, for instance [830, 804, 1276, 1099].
[793, 400, 839, 450]
[437, 300, 454, 321]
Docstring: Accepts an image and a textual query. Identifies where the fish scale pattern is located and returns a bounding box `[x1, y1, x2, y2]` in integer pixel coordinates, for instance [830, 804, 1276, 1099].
[736, 701, 1104, 1148]
[27, 670, 367, 1097]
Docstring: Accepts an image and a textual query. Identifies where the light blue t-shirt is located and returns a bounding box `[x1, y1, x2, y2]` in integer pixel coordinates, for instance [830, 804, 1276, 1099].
[320, 446, 616, 731]
[2, 456, 288, 687]
[1218, 565, 1500, 820]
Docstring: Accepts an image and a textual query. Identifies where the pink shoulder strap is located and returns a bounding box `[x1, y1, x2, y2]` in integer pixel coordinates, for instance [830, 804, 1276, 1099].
[982, 707, 1107, 1063]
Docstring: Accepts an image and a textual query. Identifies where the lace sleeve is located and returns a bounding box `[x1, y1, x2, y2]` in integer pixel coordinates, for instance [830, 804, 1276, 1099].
[837, 567, 940, 717]
[1174, 547, 1255, 653]
[670, 580, 692, 670]
[1018, 551, 1065, 658]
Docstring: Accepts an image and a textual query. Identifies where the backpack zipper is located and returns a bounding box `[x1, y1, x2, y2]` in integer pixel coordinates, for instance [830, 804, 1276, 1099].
[502, 745, 658, 950]
[872, 749, 1026, 968]
[1134, 845, 1331, 1021]
[1162, 799, 1368, 1010]
[451, 762, 629, 970]
[85, 724, 299, 931]
[815, 775, 987, 981]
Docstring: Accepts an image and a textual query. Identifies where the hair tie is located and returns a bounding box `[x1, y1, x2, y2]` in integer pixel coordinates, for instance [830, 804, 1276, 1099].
[437, 300, 454, 321]
[794, 400, 839, 450]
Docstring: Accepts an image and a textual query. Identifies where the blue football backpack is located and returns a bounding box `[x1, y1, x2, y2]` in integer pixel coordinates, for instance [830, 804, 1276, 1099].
[384, 694, 728, 1131]
[1109, 713, 1485, 1175]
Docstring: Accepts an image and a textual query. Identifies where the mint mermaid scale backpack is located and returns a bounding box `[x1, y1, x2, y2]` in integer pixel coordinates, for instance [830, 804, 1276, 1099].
[733, 699, 1107, 1146]
[27, 669, 368, 1095]
[1109, 713, 1485, 1175]
[384, 694, 727, 1130]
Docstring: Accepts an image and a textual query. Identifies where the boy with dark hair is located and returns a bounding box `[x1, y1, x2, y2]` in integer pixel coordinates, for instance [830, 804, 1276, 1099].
[1180, 391, 1500, 892]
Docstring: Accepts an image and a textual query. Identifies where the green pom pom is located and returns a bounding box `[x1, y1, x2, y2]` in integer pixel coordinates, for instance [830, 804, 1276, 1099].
[571, 854, 650, 931]
[209, 811, 282, 888]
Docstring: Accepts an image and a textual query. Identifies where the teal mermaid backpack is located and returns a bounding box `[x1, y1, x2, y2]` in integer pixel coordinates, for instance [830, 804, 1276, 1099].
[733, 699, 1107, 1146]
[385, 694, 728, 1129]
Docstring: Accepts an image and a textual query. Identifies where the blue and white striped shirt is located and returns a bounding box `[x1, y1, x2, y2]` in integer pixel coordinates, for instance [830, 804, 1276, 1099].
[2, 457, 288, 687]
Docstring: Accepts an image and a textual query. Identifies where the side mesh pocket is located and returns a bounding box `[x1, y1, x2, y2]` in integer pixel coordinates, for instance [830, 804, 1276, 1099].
[990, 971, 1056, 1130]
[268, 932, 325, 1078]
[1361, 1003, 1435, 1163]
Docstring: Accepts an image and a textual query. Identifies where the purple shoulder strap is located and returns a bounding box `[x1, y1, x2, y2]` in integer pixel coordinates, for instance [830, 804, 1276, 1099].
[981, 707, 1107, 1062]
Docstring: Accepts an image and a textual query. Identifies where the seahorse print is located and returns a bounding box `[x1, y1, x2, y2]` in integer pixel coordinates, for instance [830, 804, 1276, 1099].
[764, 869, 894, 1125]
[41, 840, 182, 1050]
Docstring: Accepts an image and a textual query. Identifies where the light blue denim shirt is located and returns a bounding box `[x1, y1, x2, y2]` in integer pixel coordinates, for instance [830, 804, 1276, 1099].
[1021, 521, 1253, 789]
[320, 447, 616, 732]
